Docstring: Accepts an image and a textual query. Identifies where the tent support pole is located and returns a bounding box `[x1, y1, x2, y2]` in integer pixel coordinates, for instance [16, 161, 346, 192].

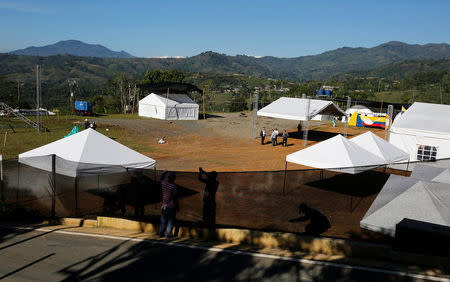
[405, 160, 410, 176]
[0, 154, 3, 202]
[282, 161, 287, 195]
[16, 161, 20, 207]
[51, 154, 56, 218]
[75, 177, 78, 217]
[320, 169, 323, 180]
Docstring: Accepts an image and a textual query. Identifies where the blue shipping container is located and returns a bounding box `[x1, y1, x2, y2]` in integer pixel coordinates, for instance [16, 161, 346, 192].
[325, 90, 331, 96]
[75, 101, 92, 111]
[318, 89, 324, 95]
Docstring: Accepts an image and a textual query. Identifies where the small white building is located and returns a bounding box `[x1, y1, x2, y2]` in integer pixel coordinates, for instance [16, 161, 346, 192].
[138, 93, 199, 120]
[389, 102, 450, 169]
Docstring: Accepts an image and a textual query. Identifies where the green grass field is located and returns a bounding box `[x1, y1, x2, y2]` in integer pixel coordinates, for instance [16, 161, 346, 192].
[0, 114, 149, 160]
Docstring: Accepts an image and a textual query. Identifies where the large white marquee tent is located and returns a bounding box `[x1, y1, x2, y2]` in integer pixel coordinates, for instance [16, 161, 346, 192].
[389, 102, 450, 168]
[350, 131, 409, 164]
[286, 134, 386, 174]
[360, 174, 450, 237]
[138, 93, 199, 120]
[257, 97, 345, 121]
[19, 128, 156, 177]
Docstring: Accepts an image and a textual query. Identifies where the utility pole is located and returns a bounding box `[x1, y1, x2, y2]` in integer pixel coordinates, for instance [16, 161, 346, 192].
[17, 80, 23, 110]
[36, 65, 41, 133]
[202, 88, 206, 120]
[132, 84, 136, 114]
[68, 79, 77, 114]
[252, 92, 259, 138]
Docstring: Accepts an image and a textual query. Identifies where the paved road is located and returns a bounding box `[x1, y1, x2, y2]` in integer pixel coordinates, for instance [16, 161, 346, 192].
[0, 226, 447, 282]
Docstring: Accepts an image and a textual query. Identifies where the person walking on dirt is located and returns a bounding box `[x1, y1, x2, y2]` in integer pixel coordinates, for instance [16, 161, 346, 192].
[260, 127, 266, 145]
[198, 167, 219, 226]
[274, 128, 279, 143]
[297, 122, 302, 137]
[282, 130, 289, 147]
[159, 171, 178, 238]
[271, 129, 277, 146]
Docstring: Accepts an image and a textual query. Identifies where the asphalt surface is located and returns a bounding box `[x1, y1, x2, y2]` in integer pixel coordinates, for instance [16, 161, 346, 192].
[0, 226, 446, 282]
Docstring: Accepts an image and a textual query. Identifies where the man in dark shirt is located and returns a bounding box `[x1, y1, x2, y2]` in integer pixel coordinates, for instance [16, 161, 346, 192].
[158, 171, 177, 238]
[297, 122, 302, 137]
[198, 167, 219, 226]
[260, 127, 266, 145]
[282, 130, 289, 147]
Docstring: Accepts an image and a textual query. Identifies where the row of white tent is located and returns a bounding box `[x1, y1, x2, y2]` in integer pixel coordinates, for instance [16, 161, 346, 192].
[286, 131, 409, 174]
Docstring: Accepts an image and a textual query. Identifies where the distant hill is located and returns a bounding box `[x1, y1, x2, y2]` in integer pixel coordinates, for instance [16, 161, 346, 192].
[2, 41, 450, 84]
[334, 59, 450, 80]
[253, 41, 450, 81]
[9, 40, 135, 58]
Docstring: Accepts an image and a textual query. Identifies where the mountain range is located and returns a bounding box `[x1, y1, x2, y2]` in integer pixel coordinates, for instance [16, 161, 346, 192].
[3, 41, 450, 83]
[10, 40, 135, 58]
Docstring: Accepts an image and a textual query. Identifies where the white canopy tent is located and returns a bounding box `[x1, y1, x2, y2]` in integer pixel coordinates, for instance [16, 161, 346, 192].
[138, 93, 199, 120]
[360, 174, 450, 236]
[286, 135, 386, 174]
[257, 97, 345, 121]
[350, 131, 409, 164]
[19, 128, 156, 177]
[389, 102, 450, 170]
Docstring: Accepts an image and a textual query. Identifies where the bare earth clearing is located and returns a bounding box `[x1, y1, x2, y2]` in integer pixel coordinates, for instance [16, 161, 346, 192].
[97, 112, 381, 172]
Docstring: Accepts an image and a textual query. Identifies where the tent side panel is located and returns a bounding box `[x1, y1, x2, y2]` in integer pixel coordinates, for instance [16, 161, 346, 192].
[139, 104, 165, 119]
[167, 106, 199, 120]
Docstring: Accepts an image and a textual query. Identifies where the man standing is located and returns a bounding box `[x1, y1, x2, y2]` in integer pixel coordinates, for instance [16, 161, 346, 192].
[297, 122, 302, 137]
[282, 130, 289, 147]
[274, 128, 279, 145]
[271, 129, 277, 146]
[260, 127, 266, 145]
[159, 171, 178, 238]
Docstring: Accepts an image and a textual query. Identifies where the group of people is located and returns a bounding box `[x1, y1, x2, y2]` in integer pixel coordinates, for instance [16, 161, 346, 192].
[260, 127, 290, 147]
[158, 167, 219, 238]
[82, 118, 97, 130]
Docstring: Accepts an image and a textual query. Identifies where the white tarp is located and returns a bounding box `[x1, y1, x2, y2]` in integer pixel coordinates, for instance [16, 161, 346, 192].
[286, 134, 385, 174]
[389, 102, 450, 167]
[257, 97, 345, 121]
[138, 93, 199, 120]
[350, 131, 409, 163]
[19, 128, 156, 177]
[360, 174, 450, 236]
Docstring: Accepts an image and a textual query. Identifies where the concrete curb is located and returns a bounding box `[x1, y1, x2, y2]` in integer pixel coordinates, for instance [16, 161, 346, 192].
[68, 216, 450, 271]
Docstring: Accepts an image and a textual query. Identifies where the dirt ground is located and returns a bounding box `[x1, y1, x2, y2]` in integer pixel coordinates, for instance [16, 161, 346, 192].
[98, 112, 385, 172]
